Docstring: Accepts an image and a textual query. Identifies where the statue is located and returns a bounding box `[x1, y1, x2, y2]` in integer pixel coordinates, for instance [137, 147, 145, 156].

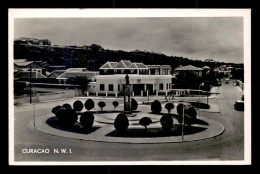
[125, 74, 130, 85]
[124, 74, 131, 113]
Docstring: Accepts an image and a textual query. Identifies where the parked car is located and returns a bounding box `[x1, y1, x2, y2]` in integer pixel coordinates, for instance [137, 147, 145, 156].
[234, 100, 244, 111]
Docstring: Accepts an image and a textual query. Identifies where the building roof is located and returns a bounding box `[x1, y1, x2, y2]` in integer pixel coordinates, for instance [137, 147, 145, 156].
[113, 60, 131, 68]
[14, 71, 47, 79]
[14, 59, 27, 63]
[47, 70, 66, 78]
[202, 66, 211, 69]
[14, 61, 34, 67]
[57, 71, 99, 80]
[66, 68, 88, 72]
[100, 60, 148, 69]
[100, 62, 118, 69]
[175, 65, 203, 71]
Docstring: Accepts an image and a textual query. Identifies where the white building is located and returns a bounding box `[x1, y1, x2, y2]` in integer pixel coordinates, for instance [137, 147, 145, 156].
[88, 60, 173, 96]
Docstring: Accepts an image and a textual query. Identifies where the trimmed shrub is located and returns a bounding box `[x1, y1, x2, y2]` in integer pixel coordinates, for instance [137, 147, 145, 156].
[56, 108, 78, 127]
[62, 103, 72, 109]
[131, 98, 138, 111]
[186, 107, 197, 120]
[84, 99, 95, 111]
[165, 103, 174, 114]
[178, 114, 192, 126]
[80, 112, 94, 129]
[177, 103, 188, 115]
[139, 117, 152, 130]
[73, 100, 84, 112]
[151, 100, 162, 114]
[160, 114, 174, 132]
[52, 105, 63, 115]
[112, 101, 119, 111]
[98, 101, 106, 112]
[114, 113, 129, 132]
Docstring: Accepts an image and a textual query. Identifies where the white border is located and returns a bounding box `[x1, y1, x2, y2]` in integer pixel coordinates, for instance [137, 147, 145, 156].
[8, 8, 251, 165]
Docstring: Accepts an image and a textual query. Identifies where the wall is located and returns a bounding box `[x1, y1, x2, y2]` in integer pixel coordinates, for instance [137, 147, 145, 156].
[14, 90, 76, 105]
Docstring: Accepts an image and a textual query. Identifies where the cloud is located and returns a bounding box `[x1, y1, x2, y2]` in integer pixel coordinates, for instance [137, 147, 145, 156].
[14, 17, 244, 63]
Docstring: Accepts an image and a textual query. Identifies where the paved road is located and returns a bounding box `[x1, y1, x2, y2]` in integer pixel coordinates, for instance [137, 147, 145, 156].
[13, 82, 244, 162]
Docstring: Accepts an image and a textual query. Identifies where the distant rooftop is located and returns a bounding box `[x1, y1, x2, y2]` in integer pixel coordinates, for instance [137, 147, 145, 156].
[202, 66, 211, 69]
[66, 68, 88, 72]
[57, 71, 99, 80]
[14, 71, 47, 79]
[47, 70, 66, 78]
[175, 65, 203, 71]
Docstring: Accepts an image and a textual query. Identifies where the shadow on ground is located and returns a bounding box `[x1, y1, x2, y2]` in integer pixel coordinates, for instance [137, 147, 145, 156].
[106, 124, 207, 138]
[46, 117, 100, 134]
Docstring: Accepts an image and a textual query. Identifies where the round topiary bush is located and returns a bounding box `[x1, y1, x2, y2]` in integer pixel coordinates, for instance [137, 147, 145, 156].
[114, 113, 129, 132]
[52, 105, 63, 115]
[62, 103, 72, 109]
[151, 100, 162, 114]
[112, 101, 119, 111]
[165, 103, 174, 114]
[98, 101, 106, 112]
[84, 99, 95, 111]
[178, 114, 192, 126]
[73, 100, 84, 112]
[160, 114, 174, 131]
[80, 112, 94, 129]
[139, 117, 152, 130]
[176, 103, 188, 115]
[131, 98, 138, 111]
[186, 107, 197, 120]
[56, 108, 78, 127]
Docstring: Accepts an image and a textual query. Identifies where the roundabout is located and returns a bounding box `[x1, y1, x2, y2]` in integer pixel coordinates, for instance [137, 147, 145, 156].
[29, 109, 225, 144]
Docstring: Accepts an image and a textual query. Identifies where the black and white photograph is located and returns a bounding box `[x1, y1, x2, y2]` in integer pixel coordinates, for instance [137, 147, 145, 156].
[8, 9, 251, 165]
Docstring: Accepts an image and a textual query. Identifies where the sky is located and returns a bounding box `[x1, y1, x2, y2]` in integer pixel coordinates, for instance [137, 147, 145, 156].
[14, 17, 244, 63]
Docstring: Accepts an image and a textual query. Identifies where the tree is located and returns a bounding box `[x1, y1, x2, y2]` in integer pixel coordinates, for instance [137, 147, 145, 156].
[73, 100, 83, 113]
[160, 114, 174, 132]
[80, 112, 94, 129]
[139, 117, 152, 131]
[63, 103, 72, 109]
[175, 71, 202, 89]
[84, 99, 95, 111]
[73, 76, 90, 95]
[131, 98, 138, 111]
[112, 101, 119, 111]
[98, 101, 106, 112]
[151, 100, 162, 114]
[56, 108, 78, 127]
[114, 113, 129, 132]
[165, 103, 174, 114]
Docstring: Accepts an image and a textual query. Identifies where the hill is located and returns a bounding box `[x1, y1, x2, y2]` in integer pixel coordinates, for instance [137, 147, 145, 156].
[14, 43, 242, 71]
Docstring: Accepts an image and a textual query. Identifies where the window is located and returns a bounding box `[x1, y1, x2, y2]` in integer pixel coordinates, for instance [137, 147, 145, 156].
[118, 84, 120, 91]
[100, 84, 105, 91]
[109, 84, 113, 91]
[166, 83, 168, 90]
[159, 83, 163, 90]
